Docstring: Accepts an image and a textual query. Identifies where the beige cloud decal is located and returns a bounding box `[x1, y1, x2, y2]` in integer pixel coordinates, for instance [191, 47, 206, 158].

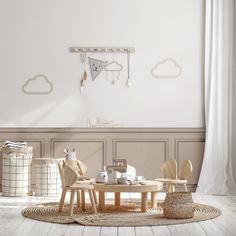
[22, 74, 53, 95]
[151, 58, 182, 78]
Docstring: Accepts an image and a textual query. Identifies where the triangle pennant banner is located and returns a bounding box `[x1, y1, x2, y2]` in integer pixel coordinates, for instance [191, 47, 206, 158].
[88, 57, 108, 81]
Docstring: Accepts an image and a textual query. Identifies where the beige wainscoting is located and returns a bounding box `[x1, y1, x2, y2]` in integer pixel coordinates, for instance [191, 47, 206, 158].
[0, 128, 205, 192]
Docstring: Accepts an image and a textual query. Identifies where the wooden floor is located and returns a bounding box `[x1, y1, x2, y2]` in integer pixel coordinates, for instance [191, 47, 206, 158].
[0, 192, 236, 236]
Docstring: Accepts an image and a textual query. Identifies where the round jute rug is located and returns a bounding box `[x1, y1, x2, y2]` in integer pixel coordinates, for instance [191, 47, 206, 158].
[22, 201, 221, 227]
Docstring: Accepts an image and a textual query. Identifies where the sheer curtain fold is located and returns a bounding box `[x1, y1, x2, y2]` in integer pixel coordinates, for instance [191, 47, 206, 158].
[197, 0, 236, 195]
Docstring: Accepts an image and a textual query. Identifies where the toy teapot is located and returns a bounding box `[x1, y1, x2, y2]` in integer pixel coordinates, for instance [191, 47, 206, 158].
[95, 169, 108, 183]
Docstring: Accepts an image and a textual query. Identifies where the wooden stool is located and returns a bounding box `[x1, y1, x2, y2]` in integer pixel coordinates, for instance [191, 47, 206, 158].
[59, 183, 97, 216]
[155, 159, 193, 192]
[58, 165, 97, 216]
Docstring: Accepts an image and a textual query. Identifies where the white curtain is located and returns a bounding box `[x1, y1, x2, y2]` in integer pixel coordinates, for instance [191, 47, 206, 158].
[197, 0, 236, 195]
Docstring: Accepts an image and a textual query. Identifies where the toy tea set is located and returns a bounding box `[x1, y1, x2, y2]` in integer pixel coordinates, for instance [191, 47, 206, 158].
[95, 159, 145, 185]
[64, 149, 145, 185]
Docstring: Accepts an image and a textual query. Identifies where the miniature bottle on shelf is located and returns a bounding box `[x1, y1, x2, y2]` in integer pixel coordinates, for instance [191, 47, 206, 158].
[96, 117, 101, 127]
[87, 119, 91, 128]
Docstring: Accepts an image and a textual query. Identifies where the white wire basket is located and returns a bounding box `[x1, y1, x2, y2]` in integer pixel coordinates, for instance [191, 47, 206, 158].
[2, 146, 33, 197]
[34, 158, 62, 196]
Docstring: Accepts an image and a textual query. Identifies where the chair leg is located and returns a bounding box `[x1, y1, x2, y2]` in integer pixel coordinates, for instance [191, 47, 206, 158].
[76, 190, 81, 208]
[183, 183, 188, 192]
[168, 184, 175, 192]
[59, 188, 67, 212]
[69, 190, 75, 216]
[168, 183, 172, 192]
[92, 190, 97, 205]
[89, 190, 97, 214]
[81, 190, 86, 211]
[171, 184, 175, 192]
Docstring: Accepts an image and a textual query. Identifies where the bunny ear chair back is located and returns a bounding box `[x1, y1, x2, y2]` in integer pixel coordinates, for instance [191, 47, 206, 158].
[156, 160, 193, 192]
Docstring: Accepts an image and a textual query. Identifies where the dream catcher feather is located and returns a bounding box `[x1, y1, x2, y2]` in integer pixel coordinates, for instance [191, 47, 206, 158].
[80, 53, 87, 93]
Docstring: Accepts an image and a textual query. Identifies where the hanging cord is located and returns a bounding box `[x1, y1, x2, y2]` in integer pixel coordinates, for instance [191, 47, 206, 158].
[126, 49, 132, 87]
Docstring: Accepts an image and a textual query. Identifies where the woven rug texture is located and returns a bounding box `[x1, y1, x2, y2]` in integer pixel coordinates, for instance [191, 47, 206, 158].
[22, 201, 221, 226]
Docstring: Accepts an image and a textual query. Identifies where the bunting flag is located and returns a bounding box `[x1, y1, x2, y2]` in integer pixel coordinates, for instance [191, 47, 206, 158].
[88, 57, 108, 81]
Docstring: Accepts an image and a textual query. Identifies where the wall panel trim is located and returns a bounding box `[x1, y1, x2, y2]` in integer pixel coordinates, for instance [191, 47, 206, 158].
[50, 138, 106, 168]
[0, 128, 205, 191]
[112, 138, 169, 161]
[0, 127, 205, 133]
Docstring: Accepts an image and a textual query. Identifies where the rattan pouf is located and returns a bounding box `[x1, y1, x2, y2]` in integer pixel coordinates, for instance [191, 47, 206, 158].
[34, 158, 62, 196]
[161, 192, 196, 219]
[2, 146, 33, 197]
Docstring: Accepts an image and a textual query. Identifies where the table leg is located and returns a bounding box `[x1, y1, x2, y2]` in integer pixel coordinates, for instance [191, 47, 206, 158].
[92, 190, 98, 205]
[141, 192, 148, 212]
[99, 191, 105, 211]
[115, 192, 120, 207]
[81, 190, 86, 211]
[151, 192, 157, 208]
[89, 190, 97, 214]
[76, 190, 81, 208]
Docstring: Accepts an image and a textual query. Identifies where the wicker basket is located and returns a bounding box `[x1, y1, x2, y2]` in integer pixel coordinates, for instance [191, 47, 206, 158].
[34, 158, 62, 196]
[2, 146, 33, 197]
[161, 192, 196, 219]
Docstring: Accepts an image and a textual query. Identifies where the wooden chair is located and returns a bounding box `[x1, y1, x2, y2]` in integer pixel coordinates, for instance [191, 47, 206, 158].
[58, 160, 97, 215]
[155, 160, 193, 192]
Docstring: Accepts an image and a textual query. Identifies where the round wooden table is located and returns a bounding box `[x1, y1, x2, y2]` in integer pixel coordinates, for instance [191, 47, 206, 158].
[93, 180, 163, 212]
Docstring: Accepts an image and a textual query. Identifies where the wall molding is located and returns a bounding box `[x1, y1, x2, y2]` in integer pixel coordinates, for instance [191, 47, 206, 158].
[50, 138, 107, 168]
[0, 127, 205, 191]
[0, 138, 45, 157]
[0, 127, 205, 133]
[175, 138, 205, 162]
[112, 138, 169, 161]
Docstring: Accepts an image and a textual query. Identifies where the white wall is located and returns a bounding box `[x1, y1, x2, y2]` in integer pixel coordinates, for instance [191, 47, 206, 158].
[0, 0, 205, 127]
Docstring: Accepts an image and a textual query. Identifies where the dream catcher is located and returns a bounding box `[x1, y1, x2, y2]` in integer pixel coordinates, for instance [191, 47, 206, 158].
[104, 52, 123, 85]
[105, 61, 123, 85]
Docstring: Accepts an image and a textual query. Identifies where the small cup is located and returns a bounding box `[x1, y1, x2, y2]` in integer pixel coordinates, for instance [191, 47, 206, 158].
[135, 176, 145, 182]
[117, 177, 128, 184]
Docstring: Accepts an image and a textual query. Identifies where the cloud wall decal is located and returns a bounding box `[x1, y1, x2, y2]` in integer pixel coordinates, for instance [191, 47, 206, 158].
[105, 61, 123, 71]
[22, 74, 53, 95]
[151, 58, 182, 78]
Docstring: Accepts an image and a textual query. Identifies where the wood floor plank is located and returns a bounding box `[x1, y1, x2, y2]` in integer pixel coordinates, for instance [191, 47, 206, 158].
[118, 227, 135, 236]
[0, 216, 26, 236]
[199, 220, 225, 236]
[82, 226, 101, 236]
[46, 223, 68, 236]
[211, 212, 236, 236]
[151, 226, 171, 236]
[0, 194, 234, 236]
[100, 227, 117, 236]
[65, 224, 84, 236]
[26, 220, 53, 236]
[135, 226, 153, 236]
[8, 218, 37, 236]
[168, 222, 207, 236]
